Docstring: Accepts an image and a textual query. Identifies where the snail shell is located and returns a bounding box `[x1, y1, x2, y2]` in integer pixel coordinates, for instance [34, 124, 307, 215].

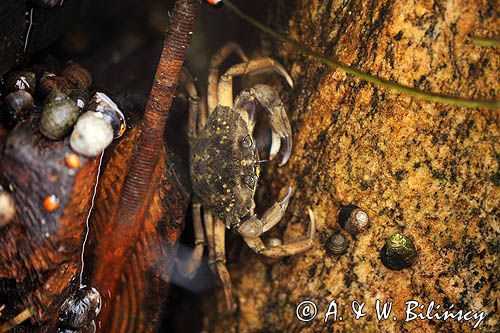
[3, 70, 36, 94]
[325, 233, 348, 255]
[68, 89, 90, 111]
[2, 90, 35, 126]
[39, 72, 71, 96]
[59, 287, 101, 329]
[338, 204, 369, 235]
[70, 111, 114, 157]
[39, 89, 80, 140]
[0, 191, 16, 228]
[380, 233, 417, 270]
[63, 62, 92, 90]
[87, 92, 126, 138]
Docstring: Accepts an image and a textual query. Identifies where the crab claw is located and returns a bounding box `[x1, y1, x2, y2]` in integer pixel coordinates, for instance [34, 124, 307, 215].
[235, 84, 293, 166]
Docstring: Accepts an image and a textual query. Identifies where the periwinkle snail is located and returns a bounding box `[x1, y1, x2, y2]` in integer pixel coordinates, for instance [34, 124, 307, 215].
[3, 70, 36, 94]
[39, 89, 80, 140]
[325, 233, 348, 255]
[59, 287, 101, 329]
[338, 204, 369, 235]
[62, 62, 92, 90]
[39, 72, 71, 96]
[2, 90, 35, 126]
[380, 233, 417, 270]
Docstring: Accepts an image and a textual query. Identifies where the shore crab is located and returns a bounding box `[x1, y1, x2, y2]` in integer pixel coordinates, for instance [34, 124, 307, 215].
[177, 42, 316, 310]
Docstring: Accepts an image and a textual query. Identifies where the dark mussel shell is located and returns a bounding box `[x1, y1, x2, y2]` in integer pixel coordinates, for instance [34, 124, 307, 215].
[87, 92, 126, 138]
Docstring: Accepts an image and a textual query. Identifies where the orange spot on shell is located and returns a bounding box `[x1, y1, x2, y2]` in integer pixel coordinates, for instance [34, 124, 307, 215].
[43, 195, 59, 212]
[207, 0, 221, 5]
[65, 153, 81, 169]
[165, 184, 172, 191]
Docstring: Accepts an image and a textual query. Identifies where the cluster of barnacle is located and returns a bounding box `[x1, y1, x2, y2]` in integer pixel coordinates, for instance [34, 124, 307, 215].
[325, 205, 417, 270]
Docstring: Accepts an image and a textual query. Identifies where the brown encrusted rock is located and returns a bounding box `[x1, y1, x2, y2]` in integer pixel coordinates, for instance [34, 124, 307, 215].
[204, 1, 499, 332]
[0, 114, 99, 326]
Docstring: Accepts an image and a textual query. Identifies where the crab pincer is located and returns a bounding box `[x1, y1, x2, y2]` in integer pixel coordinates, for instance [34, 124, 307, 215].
[234, 84, 293, 165]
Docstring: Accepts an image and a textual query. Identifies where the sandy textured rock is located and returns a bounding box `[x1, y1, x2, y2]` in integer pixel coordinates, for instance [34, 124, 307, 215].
[204, 0, 498, 332]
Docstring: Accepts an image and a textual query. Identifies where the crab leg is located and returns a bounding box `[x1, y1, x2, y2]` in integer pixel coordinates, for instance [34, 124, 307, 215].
[204, 210, 216, 274]
[217, 57, 294, 108]
[234, 84, 293, 165]
[261, 187, 293, 233]
[175, 202, 206, 279]
[243, 230, 315, 259]
[213, 218, 235, 311]
[238, 196, 316, 259]
[208, 42, 249, 113]
[180, 67, 201, 138]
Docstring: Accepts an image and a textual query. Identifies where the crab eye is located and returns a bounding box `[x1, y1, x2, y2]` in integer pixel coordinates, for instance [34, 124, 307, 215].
[243, 175, 256, 189]
[241, 135, 253, 148]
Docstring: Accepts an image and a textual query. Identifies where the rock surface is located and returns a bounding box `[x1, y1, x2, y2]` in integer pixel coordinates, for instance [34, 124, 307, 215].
[204, 0, 499, 332]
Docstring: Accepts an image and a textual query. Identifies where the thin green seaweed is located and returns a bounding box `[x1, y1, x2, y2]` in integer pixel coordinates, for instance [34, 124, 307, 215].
[223, 0, 499, 110]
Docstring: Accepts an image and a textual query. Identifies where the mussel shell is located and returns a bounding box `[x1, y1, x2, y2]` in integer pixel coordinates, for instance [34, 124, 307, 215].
[39, 89, 80, 140]
[59, 287, 101, 329]
[325, 233, 348, 255]
[380, 233, 417, 270]
[63, 62, 92, 90]
[2, 90, 35, 126]
[3, 70, 36, 94]
[70, 111, 114, 157]
[87, 92, 126, 138]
